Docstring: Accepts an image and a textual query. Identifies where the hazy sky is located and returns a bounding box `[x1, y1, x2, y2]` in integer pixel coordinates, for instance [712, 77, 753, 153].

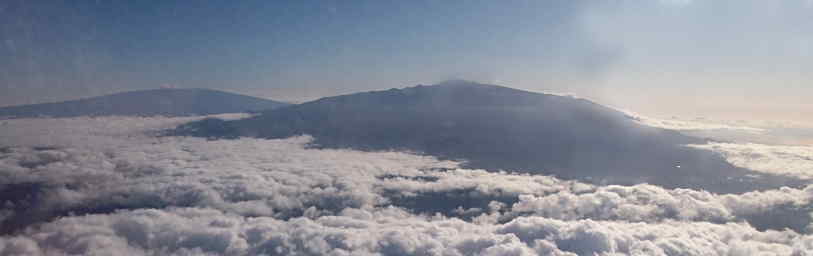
[1, 0, 811, 123]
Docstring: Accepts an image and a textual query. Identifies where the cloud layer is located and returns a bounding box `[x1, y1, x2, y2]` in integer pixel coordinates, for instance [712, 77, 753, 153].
[1, 116, 813, 255]
[691, 143, 813, 180]
[5, 207, 813, 256]
[631, 114, 766, 134]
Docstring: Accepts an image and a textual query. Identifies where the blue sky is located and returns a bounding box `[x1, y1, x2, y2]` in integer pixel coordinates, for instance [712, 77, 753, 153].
[1, 0, 811, 123]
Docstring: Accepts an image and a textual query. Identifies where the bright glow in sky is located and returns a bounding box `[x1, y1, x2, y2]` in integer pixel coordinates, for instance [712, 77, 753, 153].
[1, 0, 811, 123]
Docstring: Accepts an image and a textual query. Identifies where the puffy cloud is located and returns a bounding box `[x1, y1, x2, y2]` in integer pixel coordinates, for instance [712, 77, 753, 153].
[2, 116, 813, 255]
[377, 169, 591, 197]
[690, 143, 813, 180]
[377, 168, 813, 232]
[1, 207, 534, 256]
[496, 217, 813, 256]
[0, 135, 457, 233]
[2, 207, 813, 256]
[0, 115, 457, 233]
[508, 184, 813, 233]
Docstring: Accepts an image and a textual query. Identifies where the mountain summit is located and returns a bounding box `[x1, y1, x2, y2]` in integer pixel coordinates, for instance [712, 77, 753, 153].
[176, 81, 802, 193]
[0, 88, 288, 118]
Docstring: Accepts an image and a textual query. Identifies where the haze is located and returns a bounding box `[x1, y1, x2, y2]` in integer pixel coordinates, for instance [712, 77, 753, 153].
[2, 0, 811, 125]
[4, 1, 813, 255]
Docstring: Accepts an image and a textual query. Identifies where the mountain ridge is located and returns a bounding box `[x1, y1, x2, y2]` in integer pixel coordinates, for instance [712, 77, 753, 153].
[174, 81, 805, 193]
[0, 88, 288, 118]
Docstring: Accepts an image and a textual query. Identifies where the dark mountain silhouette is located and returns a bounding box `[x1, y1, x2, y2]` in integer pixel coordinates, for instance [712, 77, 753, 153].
[174, 81, 805, 193]
[0, 88, 288, 118]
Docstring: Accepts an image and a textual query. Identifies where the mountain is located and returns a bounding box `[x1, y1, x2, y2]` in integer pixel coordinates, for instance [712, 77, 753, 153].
[0, 88, 288, 118]
[174, 81, 804, 193]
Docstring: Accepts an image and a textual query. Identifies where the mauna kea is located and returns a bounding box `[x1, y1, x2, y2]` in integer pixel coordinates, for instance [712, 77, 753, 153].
[174, 81, 804, 193]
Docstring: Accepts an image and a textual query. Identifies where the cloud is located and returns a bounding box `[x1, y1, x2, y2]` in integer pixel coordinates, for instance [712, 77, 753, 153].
[627, 112, 813, 146]
[0, 114, 250, 149]
[3, 207, 813, 255]
[0, 136, 457, 233]
[0, 115, 458, 234]
[2, 116, 813, 255]
[690, 143, 813, 180]
[627, 113, 765, 134]
[497, 217, 813, 256]
[507, 184, 813, 233]
[377, 168, 813, 232]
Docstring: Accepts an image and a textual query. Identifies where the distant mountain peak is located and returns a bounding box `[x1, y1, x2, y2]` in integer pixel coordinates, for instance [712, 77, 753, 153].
[173, 82, 802, 193]
[0, 88, 289, 119]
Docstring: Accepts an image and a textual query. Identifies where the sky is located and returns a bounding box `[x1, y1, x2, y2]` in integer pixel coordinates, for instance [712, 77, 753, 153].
[1, 0, 812, 124]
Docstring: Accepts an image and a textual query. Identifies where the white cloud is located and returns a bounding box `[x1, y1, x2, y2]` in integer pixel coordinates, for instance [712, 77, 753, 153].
[377, 169, 592, 198]
[2, 116, 813, 255]
[690, 143, 813, 180]
[3, 207, 813, 255]
[0, 114, 249, 149]
[627, 113, 765, 134]
[0, 115, 457, 232]
[625, 112, 813, 146]
[507, 184, 813, 233]
[0, 135, 458, 228]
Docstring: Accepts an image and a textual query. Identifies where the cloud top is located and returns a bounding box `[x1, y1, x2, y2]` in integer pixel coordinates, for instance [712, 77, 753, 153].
[1, 116, 813, 255]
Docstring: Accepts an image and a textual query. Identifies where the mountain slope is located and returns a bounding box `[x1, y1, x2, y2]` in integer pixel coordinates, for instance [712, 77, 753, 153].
[0, 88, 288, 118]
[175, 81, 804, 193]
